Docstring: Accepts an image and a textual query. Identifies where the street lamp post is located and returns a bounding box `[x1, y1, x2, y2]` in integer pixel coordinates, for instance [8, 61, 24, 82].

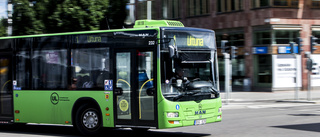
[290, 42, 299, 100]
[7, 0, 13, 36]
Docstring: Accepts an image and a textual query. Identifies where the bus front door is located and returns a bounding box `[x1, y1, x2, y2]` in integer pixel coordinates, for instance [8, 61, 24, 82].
[0, 52, 13, 122]
[114, 49, 157, 128]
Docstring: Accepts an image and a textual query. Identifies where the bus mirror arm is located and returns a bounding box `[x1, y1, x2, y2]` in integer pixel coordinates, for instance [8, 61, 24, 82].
[146, 88, 155, 96]
[115, 87, 123, 95]
[211, 87, 220, 98]
[169, 45, 175, 58]
[169, 45, 179, 59]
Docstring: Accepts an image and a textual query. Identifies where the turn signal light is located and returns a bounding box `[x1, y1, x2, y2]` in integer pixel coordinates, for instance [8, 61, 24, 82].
[106, 113, 110, 116]
[168, 121, 179, 124]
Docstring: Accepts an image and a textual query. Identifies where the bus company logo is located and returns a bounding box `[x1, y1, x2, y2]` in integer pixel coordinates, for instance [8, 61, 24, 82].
[195, 110, 206, 115]
[50, 92, 59, 105]
[195, 103, 206, 115]
[198, 103, 202, 110]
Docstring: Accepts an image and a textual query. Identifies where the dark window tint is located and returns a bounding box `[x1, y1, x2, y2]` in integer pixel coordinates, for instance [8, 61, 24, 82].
[32, 49, 68, 90]
[71, 48, 110, 90]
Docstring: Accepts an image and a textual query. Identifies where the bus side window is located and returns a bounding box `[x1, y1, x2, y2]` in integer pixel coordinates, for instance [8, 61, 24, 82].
[71, 47, 110, 90]
[16, 51, 31, 90]
[32, 49, 68, 90]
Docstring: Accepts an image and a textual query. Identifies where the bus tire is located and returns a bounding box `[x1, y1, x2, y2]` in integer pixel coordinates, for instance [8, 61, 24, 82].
[74, 104, 102, 135]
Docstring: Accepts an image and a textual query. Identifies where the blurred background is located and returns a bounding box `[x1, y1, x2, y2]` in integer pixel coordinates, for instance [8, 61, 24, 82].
[0, 0, 319, 92]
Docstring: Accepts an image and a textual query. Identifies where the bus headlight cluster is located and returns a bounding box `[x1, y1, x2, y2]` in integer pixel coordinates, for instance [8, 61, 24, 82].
[167, 112, 179, 118]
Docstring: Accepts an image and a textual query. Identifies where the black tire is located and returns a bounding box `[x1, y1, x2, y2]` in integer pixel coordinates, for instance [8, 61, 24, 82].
[74, 104, 102, 136]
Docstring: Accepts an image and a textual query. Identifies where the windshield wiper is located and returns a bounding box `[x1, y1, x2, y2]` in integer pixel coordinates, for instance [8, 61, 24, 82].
[173, 91, 200, 101]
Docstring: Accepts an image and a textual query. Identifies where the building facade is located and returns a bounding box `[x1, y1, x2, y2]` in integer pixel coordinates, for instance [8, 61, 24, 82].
[127, 0, 320, 91]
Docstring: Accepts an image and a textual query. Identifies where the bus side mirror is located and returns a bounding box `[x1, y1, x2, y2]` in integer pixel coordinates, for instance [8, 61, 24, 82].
[169, 45, 178, 58]
[146, 88, 155, 96]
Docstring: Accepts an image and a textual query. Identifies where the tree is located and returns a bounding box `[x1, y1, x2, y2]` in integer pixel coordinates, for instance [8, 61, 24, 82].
[46, 0, 109, 33]
[12, 0, 44, 35]
[11, 0, 128, 35]
[0, 18, 8, 37]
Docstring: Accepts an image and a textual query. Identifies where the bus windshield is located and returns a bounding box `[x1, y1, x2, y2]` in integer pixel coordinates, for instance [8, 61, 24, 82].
[160, 29, 219, 102]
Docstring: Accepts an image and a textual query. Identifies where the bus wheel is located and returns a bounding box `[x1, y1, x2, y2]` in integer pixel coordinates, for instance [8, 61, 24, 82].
[74, 104, 102, 135]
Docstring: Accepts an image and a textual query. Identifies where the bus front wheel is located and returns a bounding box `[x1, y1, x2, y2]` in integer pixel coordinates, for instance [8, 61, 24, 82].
[74, 104, 102, 135]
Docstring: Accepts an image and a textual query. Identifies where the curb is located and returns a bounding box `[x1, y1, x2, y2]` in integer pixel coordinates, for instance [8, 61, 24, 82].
[277, 100, 320, 104]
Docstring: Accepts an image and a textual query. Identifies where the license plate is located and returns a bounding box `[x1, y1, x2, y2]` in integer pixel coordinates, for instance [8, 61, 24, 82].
[194, 119, 206, 125]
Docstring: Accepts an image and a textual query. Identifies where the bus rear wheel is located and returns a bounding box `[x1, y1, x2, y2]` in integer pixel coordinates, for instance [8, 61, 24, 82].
[74, 104, 102, 135]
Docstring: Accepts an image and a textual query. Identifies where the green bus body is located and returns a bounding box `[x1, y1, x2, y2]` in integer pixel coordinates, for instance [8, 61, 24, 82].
[14, 91, 115, 127]
[0, 20, 222, 134]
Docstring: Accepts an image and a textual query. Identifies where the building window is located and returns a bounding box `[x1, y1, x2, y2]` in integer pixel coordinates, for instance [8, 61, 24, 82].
[217, 0, 243, 13]
[254, 29, 300, 45]
[273, 0, 298, 7]
[256, 55, 272, 84]
[252, 0, 299, 8]
[216, 33, 244, 48]
[216, 30, 245, 87]
[254, 30, 272, 45]
[312, 31, 320, 44]
[312, 0, 320, 8]
[274, 30, 299, 44]
[252, 0, 270, 8]
[187, 0, 210, 16]
[162, 0, 180, 19]
[137, 0, 157, 20]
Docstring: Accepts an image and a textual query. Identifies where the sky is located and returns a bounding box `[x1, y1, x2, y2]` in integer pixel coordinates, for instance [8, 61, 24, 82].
[0, 0, 7, 18]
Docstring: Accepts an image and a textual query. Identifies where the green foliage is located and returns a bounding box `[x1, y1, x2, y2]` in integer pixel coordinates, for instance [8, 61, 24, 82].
[0, 18, 8, 37]
[12, 0, 45, 35]
[11, 0, 128, 35]
[47, 0, 109, 33]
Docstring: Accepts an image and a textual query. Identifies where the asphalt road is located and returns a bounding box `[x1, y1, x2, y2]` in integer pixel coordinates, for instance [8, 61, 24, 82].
[0, 102, 319, 137]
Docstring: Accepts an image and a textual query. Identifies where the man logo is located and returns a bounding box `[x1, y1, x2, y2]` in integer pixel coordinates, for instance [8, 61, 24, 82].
[51, 92, 59, 105]
[198, 103, 202, 110]
[195, 103, 206, 115]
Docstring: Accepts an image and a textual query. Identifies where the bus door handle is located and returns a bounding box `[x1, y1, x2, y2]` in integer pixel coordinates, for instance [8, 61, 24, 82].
[114, 87, 123, 95]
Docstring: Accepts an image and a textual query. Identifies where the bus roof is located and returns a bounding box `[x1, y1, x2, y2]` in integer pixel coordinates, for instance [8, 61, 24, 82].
[0, 20, 215, 40]
[0, 27, 160, 40]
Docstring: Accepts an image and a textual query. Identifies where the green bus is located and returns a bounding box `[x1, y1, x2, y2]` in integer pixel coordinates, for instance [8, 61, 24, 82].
[0, 20, 222, 135]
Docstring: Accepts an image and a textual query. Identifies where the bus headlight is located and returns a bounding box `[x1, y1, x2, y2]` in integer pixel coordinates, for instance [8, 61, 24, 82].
[167, 112, 179, 118]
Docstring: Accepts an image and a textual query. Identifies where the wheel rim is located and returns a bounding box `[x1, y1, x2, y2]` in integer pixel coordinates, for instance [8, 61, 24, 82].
[82, 110, 99, 129]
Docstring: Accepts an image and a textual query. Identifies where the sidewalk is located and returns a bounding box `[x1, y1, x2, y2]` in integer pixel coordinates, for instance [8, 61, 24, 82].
[220, 89, 320, 103]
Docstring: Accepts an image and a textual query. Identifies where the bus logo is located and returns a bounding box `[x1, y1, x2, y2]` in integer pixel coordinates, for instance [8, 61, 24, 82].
[198, 103, 202, 110]
[50, 92, 59, 105]
[195, 103, 206, 115]
[195, 110, 206, 115]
